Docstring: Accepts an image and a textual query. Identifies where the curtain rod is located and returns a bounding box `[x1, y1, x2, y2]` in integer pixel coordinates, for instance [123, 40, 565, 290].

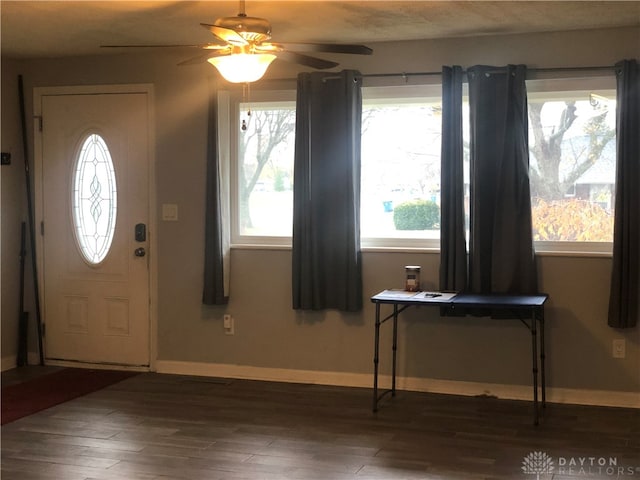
[258, 64, 618, 86]
[360, 65, 616, 80]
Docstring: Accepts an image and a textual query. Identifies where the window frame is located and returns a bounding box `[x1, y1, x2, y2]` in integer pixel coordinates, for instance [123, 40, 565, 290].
[526, 75, 616, 256]
[224, 75, 617, 256]
[360, 83, 444, 250]
[227, 85, 297, 248]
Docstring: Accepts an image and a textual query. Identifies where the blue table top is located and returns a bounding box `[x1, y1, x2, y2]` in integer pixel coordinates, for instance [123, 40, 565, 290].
[371, 290, 548, 308]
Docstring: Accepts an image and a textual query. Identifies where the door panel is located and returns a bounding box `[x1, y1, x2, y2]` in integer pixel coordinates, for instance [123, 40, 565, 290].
[41, 92, 150, 366]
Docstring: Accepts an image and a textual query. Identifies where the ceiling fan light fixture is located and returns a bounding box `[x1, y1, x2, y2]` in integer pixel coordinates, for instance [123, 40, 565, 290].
[208, 52, 277, 83]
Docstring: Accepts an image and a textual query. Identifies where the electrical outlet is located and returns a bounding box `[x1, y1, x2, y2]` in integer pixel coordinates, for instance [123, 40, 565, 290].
[223, 314, 234, 335]
[612, 339, 625, 359]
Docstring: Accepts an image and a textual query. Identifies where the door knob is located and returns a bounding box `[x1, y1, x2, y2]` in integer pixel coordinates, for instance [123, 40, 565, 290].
[134, 247, 146, 257]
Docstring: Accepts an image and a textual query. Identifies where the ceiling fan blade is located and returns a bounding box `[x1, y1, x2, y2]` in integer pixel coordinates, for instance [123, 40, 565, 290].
[201, 23, 248, 46]
[274, 43, 373, 55]
[276, 51, 338, 70]
[101, 44, 210, 49]
[177, 49, 233, 66]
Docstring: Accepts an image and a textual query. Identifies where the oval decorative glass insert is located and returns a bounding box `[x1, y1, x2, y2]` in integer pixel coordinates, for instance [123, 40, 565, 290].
[72, 133, 117, 264]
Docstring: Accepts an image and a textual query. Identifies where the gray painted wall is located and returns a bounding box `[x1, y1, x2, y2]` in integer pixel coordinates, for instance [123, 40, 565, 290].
[2, 26, 638, 401]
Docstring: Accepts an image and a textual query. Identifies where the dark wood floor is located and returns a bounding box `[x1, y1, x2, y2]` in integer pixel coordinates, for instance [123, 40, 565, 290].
[1, 368, 639, 480]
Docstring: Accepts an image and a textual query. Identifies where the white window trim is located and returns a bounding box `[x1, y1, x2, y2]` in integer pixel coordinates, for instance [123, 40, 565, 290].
[223, 77, 617, 256]
[361, 83, 443, 250]
[527, 75, 616, 255]
[227, 85, 296, 248]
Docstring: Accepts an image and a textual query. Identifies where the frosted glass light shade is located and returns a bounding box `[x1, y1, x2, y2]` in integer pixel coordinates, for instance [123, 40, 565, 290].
[208, 53, 277, 83]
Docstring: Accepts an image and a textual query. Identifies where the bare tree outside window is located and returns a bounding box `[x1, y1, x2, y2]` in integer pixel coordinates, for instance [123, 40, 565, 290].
[238, 105, 296, 235]
[528, 95, 616, 242]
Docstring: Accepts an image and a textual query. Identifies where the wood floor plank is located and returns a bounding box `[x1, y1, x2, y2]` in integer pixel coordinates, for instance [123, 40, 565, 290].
[2, 370, 639, 480]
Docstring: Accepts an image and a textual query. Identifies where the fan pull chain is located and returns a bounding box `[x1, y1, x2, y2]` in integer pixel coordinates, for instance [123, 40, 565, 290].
[241, 82, 252, 131]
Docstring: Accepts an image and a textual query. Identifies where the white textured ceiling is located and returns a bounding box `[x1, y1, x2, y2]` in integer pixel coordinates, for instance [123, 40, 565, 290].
[1, 1, 639, 59]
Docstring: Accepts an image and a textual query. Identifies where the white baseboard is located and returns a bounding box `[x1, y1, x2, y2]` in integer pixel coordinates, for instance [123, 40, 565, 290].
[155, 360, 640, 409]
[4, 356, 636, 409]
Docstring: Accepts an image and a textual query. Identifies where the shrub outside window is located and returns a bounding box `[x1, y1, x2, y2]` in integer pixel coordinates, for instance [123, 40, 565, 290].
[360, 85, 443, 249]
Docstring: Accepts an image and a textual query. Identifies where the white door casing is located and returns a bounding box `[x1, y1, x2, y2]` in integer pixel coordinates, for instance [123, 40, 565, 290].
[34, 85, 155, 367]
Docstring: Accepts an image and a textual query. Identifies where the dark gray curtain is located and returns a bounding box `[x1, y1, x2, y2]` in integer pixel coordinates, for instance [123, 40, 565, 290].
[467, 65, 537, 294]
[292, 70, 363, 311]
[203, 79, 229, 305]
[439, 66, 468, 292]
[608, 59, 640, 328]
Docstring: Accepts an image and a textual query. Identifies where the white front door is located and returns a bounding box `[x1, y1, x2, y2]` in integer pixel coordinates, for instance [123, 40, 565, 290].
[36, 87, 152, 367]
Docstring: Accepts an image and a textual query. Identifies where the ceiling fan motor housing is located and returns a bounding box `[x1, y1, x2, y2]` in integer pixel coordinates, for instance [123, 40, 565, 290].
[214, 15, 272, 43]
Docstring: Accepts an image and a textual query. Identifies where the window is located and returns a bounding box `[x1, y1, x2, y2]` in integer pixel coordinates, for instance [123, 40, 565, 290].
[361, 84, 443, 249]
[526, 77, 616, 253]
[230, 88, 296, 245]
[227, 77, 617, 255]
[229, 83, 444, 249]
[72, 133, 117, 264]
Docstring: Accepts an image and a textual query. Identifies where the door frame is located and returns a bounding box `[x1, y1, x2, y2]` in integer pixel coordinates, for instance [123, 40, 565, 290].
[33, 84, 157, 371]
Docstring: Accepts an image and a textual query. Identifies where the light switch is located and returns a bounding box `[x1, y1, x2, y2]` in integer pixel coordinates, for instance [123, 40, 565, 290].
[162, 203, 178, 221]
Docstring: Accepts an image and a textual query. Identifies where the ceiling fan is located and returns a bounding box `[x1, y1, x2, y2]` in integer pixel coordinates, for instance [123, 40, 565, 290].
[102, 0, 373, 83]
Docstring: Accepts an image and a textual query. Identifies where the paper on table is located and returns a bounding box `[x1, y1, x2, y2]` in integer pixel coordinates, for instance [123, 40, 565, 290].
[374, 289, 421, 299]
[414, 291, 458, 301]
[373, 290, 458, 301]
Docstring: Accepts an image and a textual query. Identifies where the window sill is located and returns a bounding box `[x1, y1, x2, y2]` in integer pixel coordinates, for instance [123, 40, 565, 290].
[533, 241, 613, 258]
[229, 242, 613, 258]
[534, 249, 612, 258]
[231, 243, 291, 251]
